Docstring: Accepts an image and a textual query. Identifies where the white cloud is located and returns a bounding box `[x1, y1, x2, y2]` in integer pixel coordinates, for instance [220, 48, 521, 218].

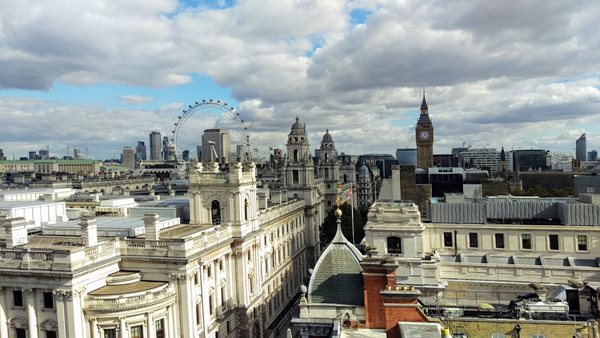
[119, 95, 154, 104]
[1, 0, 600, 158]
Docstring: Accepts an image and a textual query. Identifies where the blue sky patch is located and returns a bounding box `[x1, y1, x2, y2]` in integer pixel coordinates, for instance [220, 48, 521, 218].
[350, 8, 371, 26]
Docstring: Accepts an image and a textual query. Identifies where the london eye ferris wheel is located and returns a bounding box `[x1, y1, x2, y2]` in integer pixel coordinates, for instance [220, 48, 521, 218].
[171, 99, 251, 162]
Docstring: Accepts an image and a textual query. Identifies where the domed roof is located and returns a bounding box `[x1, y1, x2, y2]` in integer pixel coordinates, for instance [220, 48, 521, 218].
[359, 163, 370, 175]
[289, 116, 306, 135]
[307, 220, 364, 306]
[321, 129, 334, 144]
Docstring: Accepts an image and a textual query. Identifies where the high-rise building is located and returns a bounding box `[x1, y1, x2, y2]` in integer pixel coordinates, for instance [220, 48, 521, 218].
[122, 146, 135, 170]
[28, 151, 37, 160]
[162, 136, 170, 160]
[73, 147, 84, 160]
[576, 133, 587, 161]
[201, 129, 230, 163]
[38, 148, 49, 160]
[0, 148, 5, 160]
[196, 144, 202, 161]
[149, 131, 162, 161]
[416, 92, 434, 168]
[135, 141, 147, 162]
[589, 150, 598, 161]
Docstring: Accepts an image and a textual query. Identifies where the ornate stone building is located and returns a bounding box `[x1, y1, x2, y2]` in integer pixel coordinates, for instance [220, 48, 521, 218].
[0, 117, 334, 338]
[415, 93, 434, 169]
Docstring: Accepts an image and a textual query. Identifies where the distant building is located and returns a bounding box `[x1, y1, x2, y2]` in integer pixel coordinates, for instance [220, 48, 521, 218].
[433, 154, 458, 167]
[201, 128, 230, 164]
[0, 148, 4, 160]
[458, 148, 501, 173]
[135, 141, 147, 162]
[588, 150, 598, 161]
[38, 148, 49, 160]
[73, 147, 84, 160]
[396, 148, 417, 166]
[162, 136, 170, 160]
[196, 144, 202, 162]
[122, 146, 135, 170]
[149, 130, 162, 161]
[512, 149, 549, 171]
[182, 149, 190, 161]
[576, 133, 587, 161]
[28, 151, 37, 160]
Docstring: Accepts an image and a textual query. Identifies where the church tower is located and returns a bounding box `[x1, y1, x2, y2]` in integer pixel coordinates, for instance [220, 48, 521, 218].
[415, 91, 434, 168]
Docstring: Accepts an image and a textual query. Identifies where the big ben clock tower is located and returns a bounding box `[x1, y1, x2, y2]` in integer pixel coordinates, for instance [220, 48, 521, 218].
[416, 91, 434, 168]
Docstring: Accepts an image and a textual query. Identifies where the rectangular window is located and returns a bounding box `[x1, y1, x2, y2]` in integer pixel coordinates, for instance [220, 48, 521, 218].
[549, 234, 560, 251]
[443, 232, 453, 247]
[13, 290, 23, 307]
[578, 235, 588, 251]
[43, 291, 54, 309]
[104, 329, 117, 338]
[522, 234, 532, 250]
[155, 319, 165, 338]
[130, 325, 144, 338]
[468, 232, 478, 248]
[494, 233, 505, 249]
[209, 295, 214, 315]
[196, 303, 202, 325]
[46, 331, 57, 338]
[16, 328, 26, 338]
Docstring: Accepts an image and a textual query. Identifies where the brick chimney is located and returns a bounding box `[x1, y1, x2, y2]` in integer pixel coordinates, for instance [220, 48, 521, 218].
[1, 215, 29, 248]
[144, 213, 160, 241]
[361, 252, 428, 337]
[79, 212, 98, 247]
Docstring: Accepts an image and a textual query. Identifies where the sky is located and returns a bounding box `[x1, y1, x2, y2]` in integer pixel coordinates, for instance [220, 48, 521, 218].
[1, 0, 599, 160]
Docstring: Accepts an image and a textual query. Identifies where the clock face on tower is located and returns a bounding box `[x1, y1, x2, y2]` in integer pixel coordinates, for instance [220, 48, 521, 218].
[419, 130, 429, 141]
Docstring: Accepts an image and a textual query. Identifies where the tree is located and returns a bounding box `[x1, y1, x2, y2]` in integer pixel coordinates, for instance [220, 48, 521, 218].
[320, 203, 366, 245]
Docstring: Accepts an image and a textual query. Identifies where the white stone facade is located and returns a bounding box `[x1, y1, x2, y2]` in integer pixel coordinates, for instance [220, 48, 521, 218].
[0, 161, 316, 338]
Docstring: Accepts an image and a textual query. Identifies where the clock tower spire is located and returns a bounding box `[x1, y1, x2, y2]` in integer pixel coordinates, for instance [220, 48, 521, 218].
[416, 91, 434, 168]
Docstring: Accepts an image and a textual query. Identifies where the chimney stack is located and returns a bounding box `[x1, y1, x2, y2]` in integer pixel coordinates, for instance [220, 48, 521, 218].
[1, 215, 29, 248]
[79, 212, 98, 247]
[144, 213, 160, 241]
[257, 192, 268, 210]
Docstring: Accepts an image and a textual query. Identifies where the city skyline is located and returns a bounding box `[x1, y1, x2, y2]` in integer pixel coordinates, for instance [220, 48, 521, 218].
[1, 1, 600, 159]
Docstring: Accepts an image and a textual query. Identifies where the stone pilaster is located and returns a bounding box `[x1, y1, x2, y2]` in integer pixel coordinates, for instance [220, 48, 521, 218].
[0, 287, 9, 338]
[24, 289, 38, 338]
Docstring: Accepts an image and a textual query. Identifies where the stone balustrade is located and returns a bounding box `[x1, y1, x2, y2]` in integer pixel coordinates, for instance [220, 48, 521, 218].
[85, 286, 175, 311]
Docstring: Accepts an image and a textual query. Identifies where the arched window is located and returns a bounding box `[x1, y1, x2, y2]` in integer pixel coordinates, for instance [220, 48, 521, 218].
[244, 198, 249, 221]
[211, 200, 221, 225]
[293, 149, 299, 161]
[387, 236, 402, 254]
[324, 153, 329, 161]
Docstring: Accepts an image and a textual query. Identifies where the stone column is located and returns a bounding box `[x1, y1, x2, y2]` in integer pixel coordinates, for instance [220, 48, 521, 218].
[0, 287, 9, 338]
[66, 290, 84, 338]
[24, 289, 39, 338]
[90, 318, 99, 338]
[54, 291, 67, 338]
[146, 312, 153, 338]
[166, 305, 175, 338]
[119, 317, 127, 338]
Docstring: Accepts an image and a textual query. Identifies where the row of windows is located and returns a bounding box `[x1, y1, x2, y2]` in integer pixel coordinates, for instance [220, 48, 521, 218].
[10, 290, 54, 309]
[442, 232, 588, 251]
